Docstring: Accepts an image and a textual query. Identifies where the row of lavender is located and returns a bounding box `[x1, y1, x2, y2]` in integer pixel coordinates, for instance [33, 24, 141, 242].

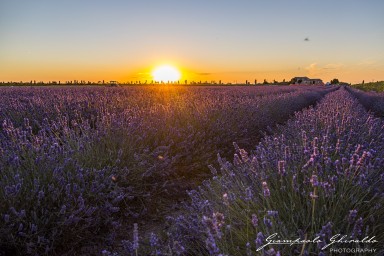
[0, 86, 333, 255]
[0, 85, 315, 136]
[345, 86, 384, 117]
[111, 87, 384, 255]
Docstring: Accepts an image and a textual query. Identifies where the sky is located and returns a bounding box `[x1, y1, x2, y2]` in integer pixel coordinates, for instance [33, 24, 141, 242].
[1, 0, 384, 84]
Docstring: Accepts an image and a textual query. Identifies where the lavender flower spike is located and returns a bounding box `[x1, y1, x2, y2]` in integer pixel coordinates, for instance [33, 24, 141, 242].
[262, 181, 271, 197]
[310, 174, 319, 187]
[133, 223, 139, 250]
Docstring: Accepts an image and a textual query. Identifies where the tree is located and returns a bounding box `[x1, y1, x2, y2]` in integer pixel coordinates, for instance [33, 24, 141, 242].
[263, 79, 269, 85]
[330, 78, 339, 84]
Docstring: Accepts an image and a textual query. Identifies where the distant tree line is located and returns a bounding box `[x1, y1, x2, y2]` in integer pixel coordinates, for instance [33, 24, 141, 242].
[2, 78, 347, 87]
[0, 79, 290, 86]
[352, 80, 384, 92]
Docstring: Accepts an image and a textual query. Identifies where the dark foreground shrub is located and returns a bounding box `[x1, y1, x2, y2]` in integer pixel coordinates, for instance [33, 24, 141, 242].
[0, 118, 125, 255]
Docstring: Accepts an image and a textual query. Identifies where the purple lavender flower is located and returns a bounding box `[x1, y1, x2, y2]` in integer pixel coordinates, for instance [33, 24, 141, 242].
[319, 222, 332, 238]
[278, 160, 286, 176]
[317, 222, 332, 250]
[173, 240, 185, 255]
[222, 193, 229, 206]
[245, 187, 253, 201]
[310, 174, 319, 187]
[60, 205, 66, 215]
[234, 153, 242, 166]
[101, 250, 113, 256]
[239, 148, 249, 162]
[263, 217, 272, 228]
[246, 242, 252, 256]
[335, 139, 341, 152]
[31, 224, 37, 233]
[149, 232, 159, 247]
[38, 190, 45, 201]
[352, 217, 363, 238]
[266, 248, 276, 256]
[19, 210, 26, 218]
[15, 183, 22, 193]
[322, 181, 335, 197]
[251, 214, 259, 227]
[302, 131, 307, 146]
[5, 186, 15, 196]
[10, 207, 18, 216]
[303, 157, 314, 169]
[203, 214, 224, 238]
[357, 151, 368, 166]
[348, 209, 358, 224]
[65, 184, 71, 197]
[77, 195, 85, 209]
[292, 174, 299, 191]
[313, 146, 319, 156]
[208, 165, 217, 176]
[121, 240, 134, 254]
[255, 232, 265, 248]
[213, 212, 225, 228]
[251, 156, 259, 171]
[262, 181, 271, 197]
[267, 210, 278, 218]
[18, 223, 24, 232]
[205, 233, 219, 255]
[133, 223, 139, 250]
[284, 146, 290, 160]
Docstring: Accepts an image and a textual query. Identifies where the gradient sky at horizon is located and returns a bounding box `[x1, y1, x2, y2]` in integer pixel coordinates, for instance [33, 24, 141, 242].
[1, 0, 383, 84]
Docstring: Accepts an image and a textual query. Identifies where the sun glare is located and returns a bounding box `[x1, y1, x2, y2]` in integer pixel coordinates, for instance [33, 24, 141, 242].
[152, 65, 181, 82]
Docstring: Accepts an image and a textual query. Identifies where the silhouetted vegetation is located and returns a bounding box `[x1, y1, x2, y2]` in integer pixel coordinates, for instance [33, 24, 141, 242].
[351, 81, 384, 92]
[330, 78, 340, 84]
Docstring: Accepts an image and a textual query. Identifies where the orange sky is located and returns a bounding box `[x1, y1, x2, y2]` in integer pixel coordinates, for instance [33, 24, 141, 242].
[1, 1, 383, 84]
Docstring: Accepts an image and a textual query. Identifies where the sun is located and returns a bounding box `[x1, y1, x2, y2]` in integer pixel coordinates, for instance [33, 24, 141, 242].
[152, 65, 181, 82]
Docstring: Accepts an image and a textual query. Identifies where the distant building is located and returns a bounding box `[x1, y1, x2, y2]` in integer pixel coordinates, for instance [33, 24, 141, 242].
[290, 77, 324, 86]
[109, 81, 119, 87]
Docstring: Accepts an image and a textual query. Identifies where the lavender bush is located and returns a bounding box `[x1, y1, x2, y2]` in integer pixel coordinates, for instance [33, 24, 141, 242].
[345, 86, 384, 117]
[165, 87, 384, 255]
[0, 116, 125, 255]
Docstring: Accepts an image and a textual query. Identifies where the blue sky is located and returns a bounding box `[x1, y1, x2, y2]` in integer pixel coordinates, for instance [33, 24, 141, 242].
[1, 0, 383, 83]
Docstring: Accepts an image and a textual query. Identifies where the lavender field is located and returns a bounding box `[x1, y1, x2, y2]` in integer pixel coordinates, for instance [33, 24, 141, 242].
[1, 85, 383, 255]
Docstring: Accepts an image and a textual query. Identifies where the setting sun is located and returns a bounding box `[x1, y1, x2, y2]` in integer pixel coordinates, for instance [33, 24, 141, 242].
[152, 65, 181, 82]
